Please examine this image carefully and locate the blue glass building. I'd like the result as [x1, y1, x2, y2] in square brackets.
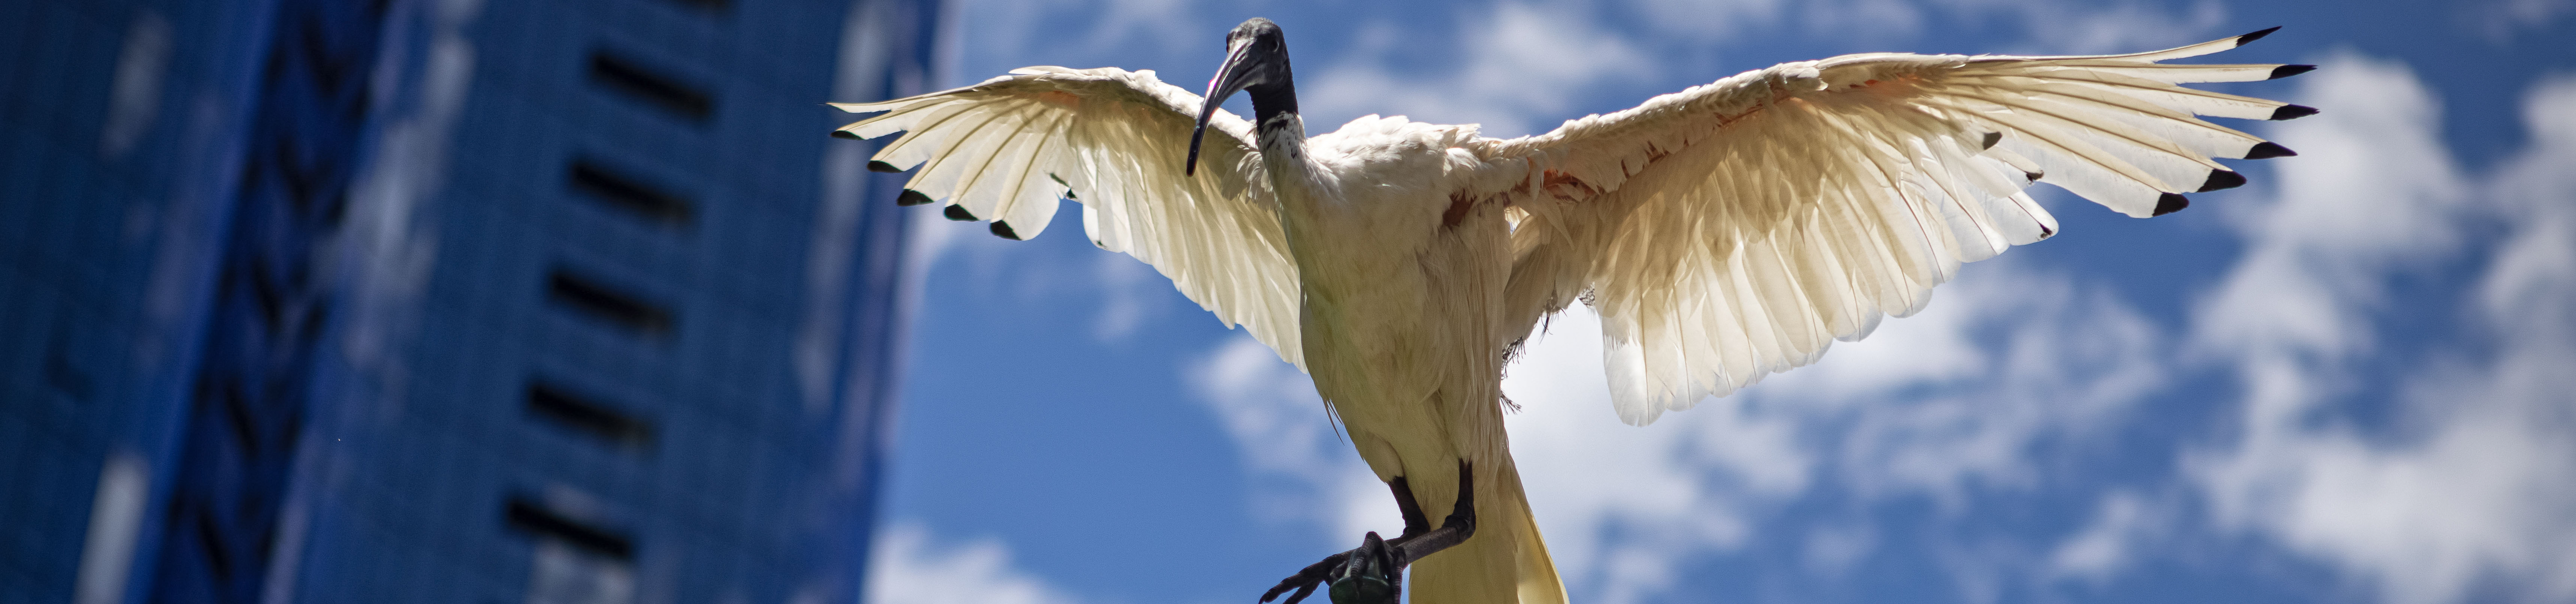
[0, 0, 940, 602]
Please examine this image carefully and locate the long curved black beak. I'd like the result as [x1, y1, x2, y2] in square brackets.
[1187, 41, 1256, 177]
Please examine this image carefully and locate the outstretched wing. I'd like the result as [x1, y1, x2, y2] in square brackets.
[833, 66, 1304, 368]
[1483, 30, 2315, 424]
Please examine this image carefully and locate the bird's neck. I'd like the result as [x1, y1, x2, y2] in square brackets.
[1247, 77, 1301, 142]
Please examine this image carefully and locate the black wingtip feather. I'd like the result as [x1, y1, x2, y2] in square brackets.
[1981, 132, 2002, 150]
[2269, 64, 2318, 80]
[942, 205, 977, 221]
[866, 160, 904, 173]
[896, 189, 933, 206]
[2246, 142, 2299, 159]
[989, 221, 1022, 240]
[2153, 193, 2190, 216]
[830, 130, 861, 139]
[2236, 26, 2282, 46]
[2270, 104, 2320, 121]
[2199, 170, 2247, 192]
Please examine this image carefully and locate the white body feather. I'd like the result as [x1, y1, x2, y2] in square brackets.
[831, 31, 2309, 603]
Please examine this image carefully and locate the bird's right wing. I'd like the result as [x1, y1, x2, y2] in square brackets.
[1479, 31, 2313, 423]
[833, 66, 1305, 368]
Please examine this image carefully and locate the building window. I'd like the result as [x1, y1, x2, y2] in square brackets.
[586, 52, 711, 122]
[525, 382, 655, 453]
[506, 498, 635, 604]
[568, 159, 692, 226]
[546, 271, 674, 337]
[666, 0, 729, 13]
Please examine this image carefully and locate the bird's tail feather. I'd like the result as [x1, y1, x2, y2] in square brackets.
[1408, 457, 1566, 604]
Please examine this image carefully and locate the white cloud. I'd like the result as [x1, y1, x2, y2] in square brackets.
[1802, 523, 1878, 577]
[1075, 0, 1200, 55]
[866, 523, 1082, 604]
[2004, 0, 2229, 55]
[946, 0, 1201, 80]
[1618, 0, 2226, 55]
[903, 204, 976, 279]
[1623, 0, 1790, 38]
[906, 206, 1164, 340]
[1089, 253, 1161, 341]
[2187, 60, 2576, 604]
[1186, 335, 1394, 542]
[2480, 0, 2576, 40]
[2188, 54, 2465, 368]
[1673, 257, 2170, 515]
[1303, 3, 1653, 138]
[2046, 489, 2158, 582]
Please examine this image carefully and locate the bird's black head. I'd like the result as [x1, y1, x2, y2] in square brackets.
[1188, 18, 1297, 176]
[1221, 18, 1291, 84]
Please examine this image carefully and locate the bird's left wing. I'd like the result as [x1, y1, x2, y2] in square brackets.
[1479, 31, 2313, 423]
[833, 66, 1304, 368]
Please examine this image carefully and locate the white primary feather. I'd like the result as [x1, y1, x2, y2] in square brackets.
[831, 67, 1306, 368]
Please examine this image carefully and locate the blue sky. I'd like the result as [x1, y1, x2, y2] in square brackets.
[861, 1, 2576, 603]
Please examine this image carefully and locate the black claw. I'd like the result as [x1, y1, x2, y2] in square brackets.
[867, 160, 904, 173]
[830, 130, 861, 139]
[989, 221, 1021, 240]
[943, 205, 977, 221]
[2270, 104, 2320, 121]
[2153, 193, 2189, 217]
[1281, 581, 1319, 604]
[2236, 26, 2282, 46]
[2199, 169, 2247, 192]
[1981, 132, 2002, 150]
[896, 189, 933, 206]
[1261, 552, 1348, 604]
[2246, 142, 2299, 158]
[2269, 64, 2318, 80]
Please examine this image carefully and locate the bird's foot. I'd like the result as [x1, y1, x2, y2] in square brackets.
[1258, 549, 1348, 604]
[1258, 462, 1477, 604]
[1329, 532, 1403, 604]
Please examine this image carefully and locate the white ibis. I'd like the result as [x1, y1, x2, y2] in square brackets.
[832, 19, 2314, 604]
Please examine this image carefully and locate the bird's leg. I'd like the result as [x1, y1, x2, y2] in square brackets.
[1258, 462, 1477, 604]
[1391, 462, 1476, 567]
[1388, 475, 1433, 543]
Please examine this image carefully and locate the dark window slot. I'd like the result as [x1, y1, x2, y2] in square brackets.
[587, 52, 711, 121]
[505, 498, 635, 561]
[668, 0, 729, 12]
[568, 160, 692, 226]
[547, 271, 673, 336]
[526, 382, 655, 451]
